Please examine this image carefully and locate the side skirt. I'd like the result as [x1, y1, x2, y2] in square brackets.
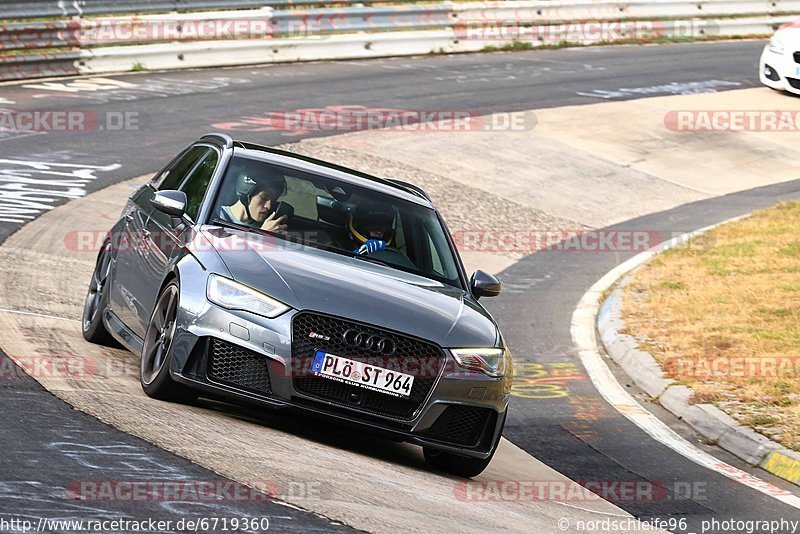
[104, 308, 144, 356]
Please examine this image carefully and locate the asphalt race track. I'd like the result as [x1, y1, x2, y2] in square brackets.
[1, 39, 799, 533]
[492, 179, 800, 533]
[0, 358, 352, 532]
[0, 40, 761, 240]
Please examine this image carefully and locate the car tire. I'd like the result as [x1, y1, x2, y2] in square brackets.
[140, 280, 196, 403]
[423, 411, 506, 478]
[82, 241, 120, 347]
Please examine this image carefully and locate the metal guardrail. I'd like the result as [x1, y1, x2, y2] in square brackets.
[0, 50, 81, 80]
[0, 0, 395, 20]
[0, 1, 797, 81]
[0, 5, 456, 53]
[271, 5, 454, 35]
[0, 20, 80, 51]
[454, 0, 800, 20]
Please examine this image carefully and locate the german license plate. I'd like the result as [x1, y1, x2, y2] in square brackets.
[311, 350, 414, 398]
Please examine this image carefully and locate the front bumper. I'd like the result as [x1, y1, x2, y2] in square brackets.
[168, 297, 510, 459]
[759, 44, 800, 95]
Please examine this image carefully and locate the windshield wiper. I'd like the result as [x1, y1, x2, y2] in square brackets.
[211, 218, 286, 239]
[212, 217, 257, 232]
[352, 254, 392, 268]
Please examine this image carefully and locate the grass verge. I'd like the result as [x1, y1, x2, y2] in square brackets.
[624, 201, 800, 451]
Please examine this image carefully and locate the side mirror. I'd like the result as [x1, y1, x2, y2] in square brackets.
[471, 269, 502, 298]
[151, 190, 187, 218]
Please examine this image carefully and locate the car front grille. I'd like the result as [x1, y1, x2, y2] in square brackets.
[421, 405, 496, 447]
[787, 77, 800, 89]
[208, 338, 272, 395]
[291, 312, 445, 420]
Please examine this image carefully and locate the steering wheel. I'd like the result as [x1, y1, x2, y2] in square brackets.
[368, 247, 417, 270]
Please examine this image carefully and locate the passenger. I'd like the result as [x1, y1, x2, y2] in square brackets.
[220, 170, 288, 233]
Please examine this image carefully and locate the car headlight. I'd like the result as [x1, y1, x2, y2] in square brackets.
[206, 274, 290, 318]
[451, 347, 509, 378]
[769, 37, 785, 54]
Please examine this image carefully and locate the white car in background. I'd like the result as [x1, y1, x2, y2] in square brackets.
[760, 20, 800, 94]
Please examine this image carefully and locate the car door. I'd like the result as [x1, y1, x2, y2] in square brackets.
[111, 145, 209, 339]
[139, 146, 220, 331]
[108, 185, 156, 336]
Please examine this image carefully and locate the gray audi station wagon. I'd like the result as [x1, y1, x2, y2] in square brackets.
[82, 133, 512, 477]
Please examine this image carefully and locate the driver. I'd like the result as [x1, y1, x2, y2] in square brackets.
[348, 204, 395, 255]
[220, 170, 288, 233]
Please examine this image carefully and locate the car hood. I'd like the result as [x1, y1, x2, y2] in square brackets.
[203, 227, 499, 347]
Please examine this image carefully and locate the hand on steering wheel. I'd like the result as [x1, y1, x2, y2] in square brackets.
[354, 239, 386, 255]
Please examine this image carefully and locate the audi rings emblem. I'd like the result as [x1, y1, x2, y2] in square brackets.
[343, 329, 395, 355]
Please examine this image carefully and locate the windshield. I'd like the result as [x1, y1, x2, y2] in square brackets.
[210, 154, 463, 288]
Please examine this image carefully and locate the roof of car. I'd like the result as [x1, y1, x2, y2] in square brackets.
[199, 133, 434, 208]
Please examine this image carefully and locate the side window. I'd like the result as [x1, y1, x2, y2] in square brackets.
[157, 146, 208, 190]
[180, 150, 218, 221]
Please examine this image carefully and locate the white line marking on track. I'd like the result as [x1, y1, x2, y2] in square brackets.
[0, 307, 79, 323]
[571, 219, 800, 509]
[551, 501, 629, 517]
